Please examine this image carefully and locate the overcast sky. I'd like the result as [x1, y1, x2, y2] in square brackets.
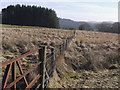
[1, 0, 119, 22]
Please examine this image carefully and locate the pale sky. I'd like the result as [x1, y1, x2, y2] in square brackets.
[0, 0, 119, 22]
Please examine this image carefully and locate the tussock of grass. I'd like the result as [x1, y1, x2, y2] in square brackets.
[109, 64, 119, 69]
[65, 30, 119, 71]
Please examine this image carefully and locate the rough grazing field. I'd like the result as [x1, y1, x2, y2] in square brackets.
[1, 26, 120, 88]
[1, 26, 74, 87]
[65, 30, 119, 70]
[2, 27, 73, 62]
[49, 30, 120, 88]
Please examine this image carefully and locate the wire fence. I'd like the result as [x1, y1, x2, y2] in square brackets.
[0, 30, 76, 89]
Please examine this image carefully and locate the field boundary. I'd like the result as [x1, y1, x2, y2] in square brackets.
[1, 31, 76, 89]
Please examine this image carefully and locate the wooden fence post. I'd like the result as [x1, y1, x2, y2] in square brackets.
[63, 43, 65, 50]
[51, 48, 55, 76]
[62, 43, 64, 52]
[39, 46, 46, 89]
[65, 40, 68, 50]
[62, 44, 64, 54]
[74, 30, 76, 36]
[60, 45, 62, 55]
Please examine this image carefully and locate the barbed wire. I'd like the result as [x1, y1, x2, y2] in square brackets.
[44, 35, 75, 88]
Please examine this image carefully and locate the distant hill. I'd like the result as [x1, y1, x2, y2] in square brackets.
[58, 18, 115, 32]
[58, 18, 86, 29]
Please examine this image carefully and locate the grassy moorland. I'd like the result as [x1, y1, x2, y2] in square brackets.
[49, 30, 119, 88]
[2, 24, 73, 61]
[1, 25, 74, 87]
[1, 24, 120, 88]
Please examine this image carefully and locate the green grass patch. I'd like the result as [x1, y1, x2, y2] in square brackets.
[109, 64, 119, 69]
[1, 24, 43, 29]
[1, 24, 62, 30]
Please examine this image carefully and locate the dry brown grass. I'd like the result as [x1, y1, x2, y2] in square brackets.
[2, 26, 74, 60]
[64, 30, 119, 70]
[49, 30, 119, 88]
[2, 25, 119, 88]
[2, 26, 119, 70]
[2, 25, 75, 88]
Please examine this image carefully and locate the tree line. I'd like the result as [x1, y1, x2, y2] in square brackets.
[79, 22, 120, 33]
[2, 4, 60, 28]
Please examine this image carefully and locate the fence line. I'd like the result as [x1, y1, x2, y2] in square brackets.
[1, 30, 76, 89]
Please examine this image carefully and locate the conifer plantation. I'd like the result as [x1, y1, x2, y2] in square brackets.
[2, 4, 60, 28]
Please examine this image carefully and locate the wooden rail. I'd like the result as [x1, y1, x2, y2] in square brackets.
[1, 31, 76, 89]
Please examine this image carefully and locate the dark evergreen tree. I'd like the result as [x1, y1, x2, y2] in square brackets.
[2, 4, 60, 28]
